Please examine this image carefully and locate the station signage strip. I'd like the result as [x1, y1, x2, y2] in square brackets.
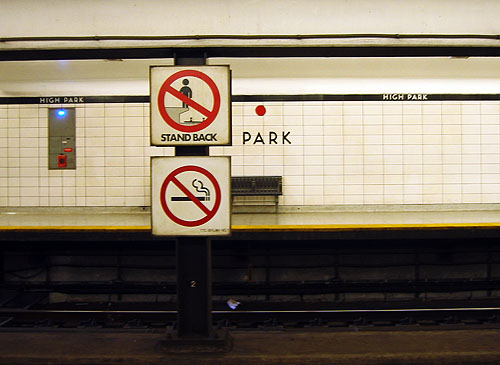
[0, 96, 149, 105]
[3, 94, 500, 105]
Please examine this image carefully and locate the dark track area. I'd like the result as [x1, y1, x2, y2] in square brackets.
[2, 231, 500, 334]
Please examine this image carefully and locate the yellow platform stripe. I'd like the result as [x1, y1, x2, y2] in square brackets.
[231, 222, 500, 231]
[1, 222, 500, 232]
[0, 226, 151, 231]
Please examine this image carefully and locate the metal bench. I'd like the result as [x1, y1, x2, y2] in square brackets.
[231, 176, 282, 213]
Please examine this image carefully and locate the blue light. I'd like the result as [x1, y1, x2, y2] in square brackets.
[57, 109, 66, 117]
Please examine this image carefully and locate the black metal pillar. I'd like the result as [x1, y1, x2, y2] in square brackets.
[174, 51, 213, 338]
[176, 237, 212, 337]
[158, 50, 231, 352]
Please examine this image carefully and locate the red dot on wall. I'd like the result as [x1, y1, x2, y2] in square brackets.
[255, 105, 266, 116]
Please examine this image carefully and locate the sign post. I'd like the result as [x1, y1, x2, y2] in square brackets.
[151, 61, 232, 351]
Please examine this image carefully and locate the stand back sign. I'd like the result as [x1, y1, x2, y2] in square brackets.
[150, 66, 231, 146]
[152, 156, 231, 236]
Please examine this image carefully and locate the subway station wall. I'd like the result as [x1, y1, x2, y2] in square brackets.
[1, 97, 500, 207]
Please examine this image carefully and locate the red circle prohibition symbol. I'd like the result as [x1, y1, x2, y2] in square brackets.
[157, 70, 221, 133]
[160, 165, 222, 227]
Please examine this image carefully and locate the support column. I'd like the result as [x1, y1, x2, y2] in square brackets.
[174, 50, 213, 339]
[176, 237, 212, 337]
[160, 50, 231, 351]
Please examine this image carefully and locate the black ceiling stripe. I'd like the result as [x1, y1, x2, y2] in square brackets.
[3, 46, 500, 61]
[2, 94, 500, 105]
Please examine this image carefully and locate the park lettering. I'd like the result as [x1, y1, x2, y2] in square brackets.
[243, 131, 291, 145]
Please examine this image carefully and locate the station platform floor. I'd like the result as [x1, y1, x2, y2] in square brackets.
[0, 328, 500, 364]
[0, 205, 500, 232]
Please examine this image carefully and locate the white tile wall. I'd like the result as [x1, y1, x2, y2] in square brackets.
[1, 99, 500, 207]
[0, 103, 172, 207]
[229, 100, 500, 206]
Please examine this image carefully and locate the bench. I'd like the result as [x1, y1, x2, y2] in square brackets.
[231, 176, 282, 213]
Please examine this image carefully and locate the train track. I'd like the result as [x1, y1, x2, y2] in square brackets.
[2, 305, 500, 332]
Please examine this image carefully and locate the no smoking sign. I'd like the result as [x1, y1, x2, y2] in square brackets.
[151, 157, 231, 236]
[150, 66, 231, 146]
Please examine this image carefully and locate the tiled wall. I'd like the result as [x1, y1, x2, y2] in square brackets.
[214, 101, 500, 206]
[0, 103, 170, 207]
[1, 100, 500, 207]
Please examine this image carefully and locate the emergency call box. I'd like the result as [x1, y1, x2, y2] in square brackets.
[48, 108, 76, 170]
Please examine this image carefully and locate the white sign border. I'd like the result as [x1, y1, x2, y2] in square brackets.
[149, 65, 232, 147]
[151, 156, 232, 236]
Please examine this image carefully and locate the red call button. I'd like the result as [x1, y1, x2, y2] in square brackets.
[58, 154, 67, 168]
[63, 148, 73, 152]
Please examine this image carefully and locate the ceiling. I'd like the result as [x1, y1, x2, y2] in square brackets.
[1, 57, 500, 96]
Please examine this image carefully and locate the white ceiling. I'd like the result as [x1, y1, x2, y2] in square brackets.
[1, 57, 500, 96]
[1, 57, 500, 82]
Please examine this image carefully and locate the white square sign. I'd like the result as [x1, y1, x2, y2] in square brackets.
[151, 156, 231, 236]
[150, 66, 231, 146]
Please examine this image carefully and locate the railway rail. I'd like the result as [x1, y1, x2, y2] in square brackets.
[2, 304, 500, 332]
